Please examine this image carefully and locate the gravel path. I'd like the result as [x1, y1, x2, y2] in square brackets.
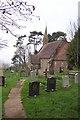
[3, 79, 27, 118]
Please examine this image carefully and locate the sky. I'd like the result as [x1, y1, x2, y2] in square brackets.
[0, 0, 80, 65]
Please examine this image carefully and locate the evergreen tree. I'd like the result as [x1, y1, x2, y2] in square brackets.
[28, 31, 43, 53]
[67, 29, 80, 68]
[48, 31, 66, 42]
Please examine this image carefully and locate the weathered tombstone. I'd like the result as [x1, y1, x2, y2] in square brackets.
[0, 76, 5, 86]
[62, 75, 70, 87]
[11, 69, 14, 73]
[75, 73, 80, 84]
[46, 77, 56, 92]
[20, 70, 25, 77]
[0, 65, 5, 86]
[30, 70, 36, 81]
[29, 81, 40, 97]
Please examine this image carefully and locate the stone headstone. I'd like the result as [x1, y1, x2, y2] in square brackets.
[11, 70, 14, 73]
[46, 77, 56, 92]
[20, 70, 25, 77]
[0, 66, 5, 86]
[0, 76, 5, 86]
[29, 81, 40, 97]
[30, 70, 36, 81]
[75, 73, 80, 84]
[62, 75, 70, 87]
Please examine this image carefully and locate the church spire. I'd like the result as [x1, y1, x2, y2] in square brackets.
[45, 25, 47, 35]
[43, 25, 48, 46]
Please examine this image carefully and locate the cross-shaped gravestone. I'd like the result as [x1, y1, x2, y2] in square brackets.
[43, 68, 49, 78]
[62, 75, 70, 87]
[75, 73, 80, 84]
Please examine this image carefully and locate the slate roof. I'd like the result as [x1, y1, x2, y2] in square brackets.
[31, 40, 68, 64]
[54, 42, 68, 60]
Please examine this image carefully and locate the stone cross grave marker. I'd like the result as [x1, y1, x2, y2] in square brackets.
[75, 73, 80, 84]
[62, 75, 70, 87]
[43, 68, 49, 78]
[30, 70, 36, 81]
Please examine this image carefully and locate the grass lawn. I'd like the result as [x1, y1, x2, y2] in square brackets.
[2, 71, 20, 104]
[2, 71, 21, 118]
[21, 74, 79, 118]
[0, 87, 2, 120]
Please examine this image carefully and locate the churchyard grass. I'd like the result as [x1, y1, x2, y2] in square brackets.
[21, 74, 79, 118]
[2, 71, 20, 104]
[0, 87, 2, 119]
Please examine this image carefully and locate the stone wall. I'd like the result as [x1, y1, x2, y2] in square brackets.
[54, 60, 68, 73]
[38, 60, 68, 76]
[38, 59, 49, 76]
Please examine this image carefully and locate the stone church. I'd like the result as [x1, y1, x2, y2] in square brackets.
[28, 26, 69, 76]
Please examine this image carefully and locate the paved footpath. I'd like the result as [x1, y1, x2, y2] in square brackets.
[3, 79, 27, 118]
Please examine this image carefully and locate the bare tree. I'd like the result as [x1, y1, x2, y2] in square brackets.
[0, 0, 39, 36]
[0, 38, 7, 48]
[67, 21, 78, 41]
[0, 0, 40, 48]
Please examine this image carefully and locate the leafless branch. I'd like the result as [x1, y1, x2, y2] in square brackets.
[0, 0, 39, 34]
[0, 0, 40, 48]
[0, 39, 8, 48]
[67, 20, 78, 41]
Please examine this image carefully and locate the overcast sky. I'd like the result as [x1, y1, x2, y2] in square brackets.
[0, 0, 79, 65]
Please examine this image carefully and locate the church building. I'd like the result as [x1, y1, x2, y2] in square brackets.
[28, 26, 69, 76]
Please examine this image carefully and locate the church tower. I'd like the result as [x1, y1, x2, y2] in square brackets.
[43, 25, 48, 46]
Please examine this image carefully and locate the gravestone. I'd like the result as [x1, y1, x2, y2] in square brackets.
[0, 66, 5, 86]
[0, 76, 5, 86]
[29, 81, 40, 97]
[30, 70, 36, 81]
[20, 70, 25, 77]
[46, 77, 56, 92]
[75, 73, 80, 84]
[11, 70, 14, 73]
[62, 75, 70, 87]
